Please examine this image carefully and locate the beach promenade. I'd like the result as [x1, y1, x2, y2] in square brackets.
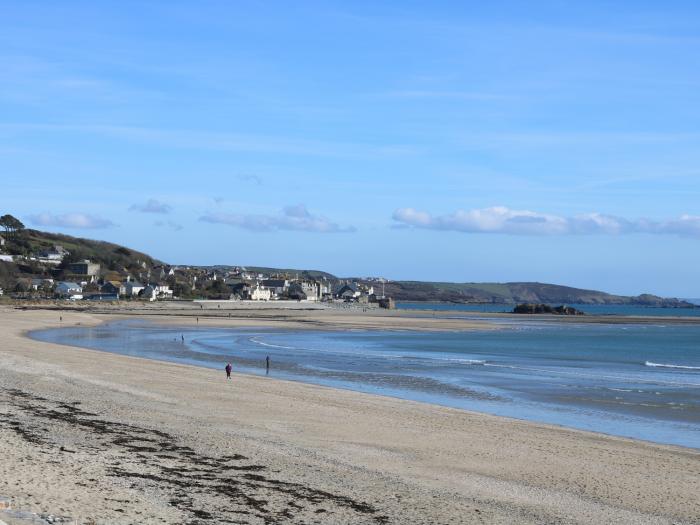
[1, 305, 699, 524]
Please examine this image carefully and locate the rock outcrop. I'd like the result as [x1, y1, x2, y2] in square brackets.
[513, 303, 585, 315]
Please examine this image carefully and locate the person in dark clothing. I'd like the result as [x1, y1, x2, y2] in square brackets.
[265, 355, 270, 375]
[225, 362, 232, 379]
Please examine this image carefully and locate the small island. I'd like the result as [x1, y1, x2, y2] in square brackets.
[513, 303, 586, 315]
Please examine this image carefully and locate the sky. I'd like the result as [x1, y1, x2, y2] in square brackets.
[2, 1, 700, 297]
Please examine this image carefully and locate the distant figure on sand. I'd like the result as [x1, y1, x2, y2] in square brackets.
[225, 362, 232, 379]
[266, 355, 270, 375]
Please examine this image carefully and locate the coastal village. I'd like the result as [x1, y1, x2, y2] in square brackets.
[0, 220, 394, 308]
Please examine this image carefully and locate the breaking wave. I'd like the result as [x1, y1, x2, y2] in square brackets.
[249, 337, 296, 350]
[645, 361, 700, 371]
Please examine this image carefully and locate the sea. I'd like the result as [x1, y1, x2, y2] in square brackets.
[31, 319, 700, 449]
[397, 302, 700, 316]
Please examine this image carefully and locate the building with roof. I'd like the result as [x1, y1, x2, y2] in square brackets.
[56, 282, 83, 300]
[124, 280, 145, 297]
[68, 260, 100, 276]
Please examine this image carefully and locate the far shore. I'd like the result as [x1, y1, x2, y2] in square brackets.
[5, 299, 700, 328]
[1, 306, 699, 524]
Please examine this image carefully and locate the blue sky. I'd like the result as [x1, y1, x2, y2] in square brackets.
[2, 1, 700, 296]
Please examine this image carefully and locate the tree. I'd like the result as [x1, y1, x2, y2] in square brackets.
[171, 281, 190, 298]
[0, 214, 25, 240]
[205, 279, 229, 299]
[58, 249, 87, 269]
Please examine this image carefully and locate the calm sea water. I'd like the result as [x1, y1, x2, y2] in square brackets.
[397, 302, 700, 317]
[31, 320, 700, 449]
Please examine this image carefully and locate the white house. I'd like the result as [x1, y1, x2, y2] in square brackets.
[124, 281, 145, 297]
[250, 284, 271, 301]
[39, 245, 68, 262]
[260, 279, 288, 297]
[154, 284, 173, 299]
[30, 278, 54, 290]
[56, 282, 83, 299]
[301, 281, 323, 301]
[140, 285, 158, 302]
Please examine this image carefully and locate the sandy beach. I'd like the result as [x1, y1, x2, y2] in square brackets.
[1, 305, 699, 524]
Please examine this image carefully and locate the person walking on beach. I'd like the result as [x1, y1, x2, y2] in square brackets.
[225, 362, 232, 379]
[181, 334, 184, 343]
[265, 355, 270, 375]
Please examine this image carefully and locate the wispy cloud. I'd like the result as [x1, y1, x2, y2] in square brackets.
[154, 220, 183, 231]
[236, 174, 263, 186]
[0, 123, 418, 159]
[386, 90, 511, 101]
[457, 131, 700, 150]
[28, 212, 116, 229]
[200, 204, 355, 233]
[129, 198, 172, 214]
[393, 206, 700, 238]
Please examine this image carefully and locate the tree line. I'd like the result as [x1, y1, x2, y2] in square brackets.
[0, 214, 25, 240]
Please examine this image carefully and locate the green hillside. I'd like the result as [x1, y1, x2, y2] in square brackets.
[206, 265, 336, 280]
[355, 279, 694, 307]
[16, 229, 160, 271]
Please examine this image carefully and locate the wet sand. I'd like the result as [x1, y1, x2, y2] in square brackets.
[1, 306, 699, 524]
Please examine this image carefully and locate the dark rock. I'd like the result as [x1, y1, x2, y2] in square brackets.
[513, 303, 585, 315]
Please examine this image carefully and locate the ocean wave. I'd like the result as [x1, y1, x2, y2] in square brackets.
[484, 363, 700, 386]
[443, 358, 486, 365]
[644, 361, 700, 371]
[249, 337, 297, 350]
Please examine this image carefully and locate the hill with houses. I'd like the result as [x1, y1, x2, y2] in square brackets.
[0, 216, 694, 308]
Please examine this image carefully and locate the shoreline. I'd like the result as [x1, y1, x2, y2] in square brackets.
[2, 306, 699, 524]
[28, 315, 700, 451]
[9, 300, 700, 328]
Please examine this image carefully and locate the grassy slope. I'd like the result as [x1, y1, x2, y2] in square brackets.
[11, 230, 161, 273]
[356, 279, 691, 306]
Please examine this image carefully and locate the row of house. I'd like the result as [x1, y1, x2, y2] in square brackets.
[222, 277, 380, 303]
[2, 246, 394, 305]
[55, 279, 174, 301]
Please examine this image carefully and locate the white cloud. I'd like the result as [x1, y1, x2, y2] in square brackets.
[654, 214, 700, 237]
[236, 174, 263, 186]
[392, 206, 700, 237]
[200, 205, 355, 233]
[28, 212, 115, 229]
[154, 220, 183, 231]
[129, 198, 172, 214]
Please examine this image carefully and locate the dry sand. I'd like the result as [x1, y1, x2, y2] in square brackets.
[1, 306, 699, 524]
